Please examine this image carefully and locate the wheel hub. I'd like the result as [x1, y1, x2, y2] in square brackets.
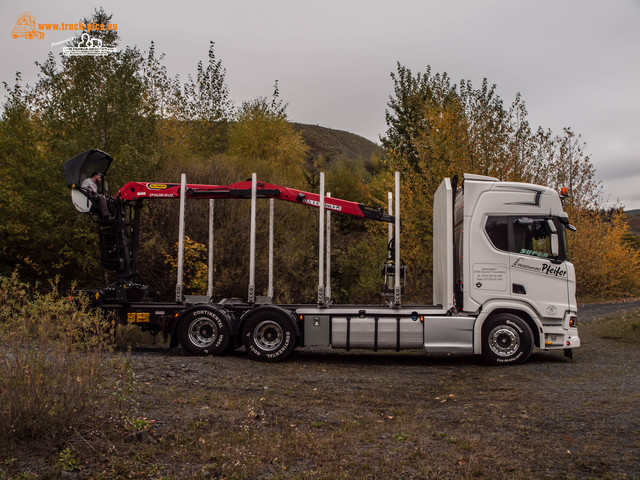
[200, 325, 213, 338]
[254, 320, 283, 352]
[488, 326, 520, 357]
[188, 317, 218, 348]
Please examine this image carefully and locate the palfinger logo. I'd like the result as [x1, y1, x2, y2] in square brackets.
[11, 11, 45, 39]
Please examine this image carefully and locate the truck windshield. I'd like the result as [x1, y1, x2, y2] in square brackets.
[513, 218, 555, 258]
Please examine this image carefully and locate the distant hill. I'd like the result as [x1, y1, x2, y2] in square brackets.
[625, 209, 640, 236]
[292, 123, 384, 164]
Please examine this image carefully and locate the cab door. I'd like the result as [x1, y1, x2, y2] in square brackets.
[508, 217, 569, 320]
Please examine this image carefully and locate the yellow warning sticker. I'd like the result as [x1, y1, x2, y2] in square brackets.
[128, 312, 150, 323]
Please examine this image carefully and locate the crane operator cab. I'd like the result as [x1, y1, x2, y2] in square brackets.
[63, 149, 137, 280]
[62, 149, 113, 215]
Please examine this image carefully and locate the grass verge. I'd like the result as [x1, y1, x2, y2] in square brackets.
[0, 272, 137, 477]
[582, 308, 640, 344]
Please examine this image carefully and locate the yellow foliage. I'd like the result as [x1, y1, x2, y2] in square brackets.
[569, 209, 640, 298]
[228, 97, 308, 169]
[163, 235, 210, 294]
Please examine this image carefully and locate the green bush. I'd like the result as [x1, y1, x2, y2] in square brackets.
[0, 272, 137, 454]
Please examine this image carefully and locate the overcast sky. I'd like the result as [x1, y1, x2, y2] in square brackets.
[2, 0, 639, 209]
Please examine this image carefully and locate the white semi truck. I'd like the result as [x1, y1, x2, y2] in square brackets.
[64, 149, 580, 365]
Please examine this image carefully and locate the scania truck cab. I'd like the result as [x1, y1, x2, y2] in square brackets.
[453, 175, 579, 362]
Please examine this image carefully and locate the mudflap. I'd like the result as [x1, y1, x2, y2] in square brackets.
[564, 348, 573, 359]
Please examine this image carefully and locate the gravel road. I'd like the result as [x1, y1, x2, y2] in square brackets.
[107, 298, 640, 479]
[578, 297, 640, 322]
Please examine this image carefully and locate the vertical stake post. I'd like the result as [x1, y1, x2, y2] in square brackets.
[175, 173, 186, 303]
[207, 199, 214, 300]
[248, 173, 257, 304]
[394, 172, 401, 307]
[317, 173, 325, 306]
[325, 192, 331, 304]
[388, 191, 393, 257]
[268, 198, 274, 299]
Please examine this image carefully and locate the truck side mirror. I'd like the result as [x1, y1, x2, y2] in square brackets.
[559, 212, 577, 232]
[551, 234, 559, 257]
[547, 219, 560, 259]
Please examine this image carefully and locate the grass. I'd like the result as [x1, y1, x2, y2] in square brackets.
[583, 308, 640, 343]
[578, 294, 640, 304]
[83, 329, 638, 479]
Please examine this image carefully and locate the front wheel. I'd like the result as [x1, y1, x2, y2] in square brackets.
[242, 311, 296, 362]
[481, 314, 534, 365]
[178, 308, 230, 356]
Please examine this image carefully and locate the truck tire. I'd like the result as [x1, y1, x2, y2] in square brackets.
[242, 311, 296, 362]
[178, 308, 230, 356]
[481, 313, 534, 365]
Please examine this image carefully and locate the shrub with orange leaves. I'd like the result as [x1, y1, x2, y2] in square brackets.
[568, 209, 640, 299]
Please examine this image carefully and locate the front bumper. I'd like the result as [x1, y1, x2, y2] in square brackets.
[543, 312, 580, 350]
[543, 329, 580, 349]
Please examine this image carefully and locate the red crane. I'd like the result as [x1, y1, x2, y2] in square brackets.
[115, 180, 393, 222]
[63, 149, 393, 280]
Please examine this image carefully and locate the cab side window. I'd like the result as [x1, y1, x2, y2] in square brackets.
[485, 216, 562, 259]
[485, 216, 508, 251]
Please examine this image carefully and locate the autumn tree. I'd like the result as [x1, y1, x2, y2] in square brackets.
[382, 64, 460, 170]
[228, 81, 308, 175]
[0, 75, 64, 280]
[380, 63, 634, 301]
[381, 66, 470, 298]
[179, 41, 232, 156]
[569, 208, 640, 297]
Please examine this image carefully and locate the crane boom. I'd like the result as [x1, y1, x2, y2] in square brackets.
[116, 180, 394, 223]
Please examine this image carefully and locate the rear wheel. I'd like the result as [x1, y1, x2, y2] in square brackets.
[481, 313, 534, 365]
[242, 311, 296, 362]
[178, 308, 230, 356]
